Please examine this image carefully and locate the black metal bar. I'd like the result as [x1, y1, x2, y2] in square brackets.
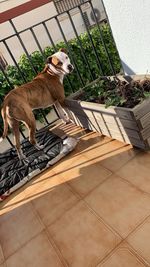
[42, 22, 57, 50]
[0, 64, 13, 89]
[89, 1, 116, 75]
[20, 129, 26, 139]
[53, 105, 61, 119]
[40, 110, 49, 124]
[0, 1, 91, 43]
[9, 20, 37, 75]
[30, 28, 46, 60]
[55, 16, 85, 88]
[78, 5, 104, 75]
[67, 10, 94, 80]
[3, 40, 27, 83]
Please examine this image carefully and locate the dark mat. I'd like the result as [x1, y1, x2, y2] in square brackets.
[0, 127, 77, 201]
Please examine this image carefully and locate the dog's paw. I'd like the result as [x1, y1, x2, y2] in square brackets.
[18, 154, 29, 165]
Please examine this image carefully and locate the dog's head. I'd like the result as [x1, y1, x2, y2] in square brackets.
[46, 48, 74, 75]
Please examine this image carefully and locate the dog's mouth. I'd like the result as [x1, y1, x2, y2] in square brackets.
[48, 63, 74, 75]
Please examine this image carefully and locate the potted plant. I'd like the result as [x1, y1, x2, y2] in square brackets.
[65, 75, 150, 149]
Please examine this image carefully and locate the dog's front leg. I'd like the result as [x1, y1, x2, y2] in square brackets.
[54, 101, 70, 123]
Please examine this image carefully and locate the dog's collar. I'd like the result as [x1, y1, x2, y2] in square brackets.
[47, 63, 62, 75]
[46, 64, 64, 84]
[47, 68, 55, 76]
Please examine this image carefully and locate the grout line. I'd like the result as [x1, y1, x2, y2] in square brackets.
[31, 194, 81, 230]
[125, 240, 150, 267]
[82, 197, 123, 240]
[98, 147, 141, 174]
[30, 201, 69, 267]
[82, 174, 150, 240]
[44, 227, 69, 267]
[94, 240, 124, 267]
[66, 172, 112, 200]
[124, 214, 150, 241]
[94, 239, 150, 267]
[115, 173, 150, 197]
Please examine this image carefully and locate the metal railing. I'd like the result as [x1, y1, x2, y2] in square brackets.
[53, 0, 86, 13]
[0, 0, 121, 148]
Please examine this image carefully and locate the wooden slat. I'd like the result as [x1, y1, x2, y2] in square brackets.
[69, 110, 141, 140]
[141, 125, 150, 140]
[138, 111, 150, 129]
[67, 105, 138, 130]
[133, 98, 150, 120]
[66, 99, 134, 121]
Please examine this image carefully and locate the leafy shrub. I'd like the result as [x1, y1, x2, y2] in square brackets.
[80, 77, 150, 108]
[0, 24, 121, 97]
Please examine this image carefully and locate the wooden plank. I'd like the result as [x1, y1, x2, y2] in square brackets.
[138, 111, 150, 128]
[65, 99, 134, 120]
[141, 125, 150, 140]
[70, 111, 141, 140]
[133, 98, 150, 120]
[74, 114, 145, 148]
[67, 105, 138, 131]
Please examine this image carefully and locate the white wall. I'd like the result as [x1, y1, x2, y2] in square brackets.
[0, 0, 106, 65]
[0, 0, 29, 12]
[103, 0, 150, 75]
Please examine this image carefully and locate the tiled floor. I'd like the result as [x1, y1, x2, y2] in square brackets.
[0, 123, 150, 267]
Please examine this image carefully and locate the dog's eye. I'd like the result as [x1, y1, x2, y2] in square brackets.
[58, 61, 63, 66]
[65, 56, 68, 59]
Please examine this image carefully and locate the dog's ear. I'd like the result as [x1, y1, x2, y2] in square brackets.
[59, 48, 67, 54]
[47, 56, 59, 65]
[46, 56, 52, 64]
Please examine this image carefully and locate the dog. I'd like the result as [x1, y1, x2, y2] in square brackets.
[0, 48, 74, 160]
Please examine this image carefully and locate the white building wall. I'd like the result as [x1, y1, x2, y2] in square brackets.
[103, 0, 150, 75]
[0, 0, 106, 65]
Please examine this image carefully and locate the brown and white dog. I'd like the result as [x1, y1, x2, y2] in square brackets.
[0, 48, 74, 159]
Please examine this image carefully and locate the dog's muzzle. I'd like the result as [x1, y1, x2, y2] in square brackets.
[68, 64, 74, 73]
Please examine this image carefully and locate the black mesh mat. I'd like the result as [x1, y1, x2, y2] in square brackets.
[0, 127, 75, 201]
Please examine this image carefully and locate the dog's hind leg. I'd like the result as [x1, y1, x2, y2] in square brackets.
[8, 118, 25, 160]
[23, 111, 43, 150]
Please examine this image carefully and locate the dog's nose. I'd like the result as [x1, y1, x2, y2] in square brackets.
[68, 64, 74, 72]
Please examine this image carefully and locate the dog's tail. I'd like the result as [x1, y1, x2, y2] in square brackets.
[0, 104, 8, 142]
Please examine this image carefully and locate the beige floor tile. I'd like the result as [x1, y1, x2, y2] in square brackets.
[0, 187, 27, 216]
[117, 152, 150, 193]
[85, 174, 150, 238]
[98, 243, 147, 267]
[53, 134, 111, 175]
[53, 153, 89, 175]
[0, 202, 44, 258]
[75, 133, 110, 156]
[83, 139, 128, 163]
[48, 201, 121, 267]
[32, 183, 79, 226]
[6, 231, 64, 267]
[0, 244, 4, 265]
[100, 145, 138, 172]
[65, 161, 112, 197]
[23, 169, 63, 200]
[127, 216, 150, 264]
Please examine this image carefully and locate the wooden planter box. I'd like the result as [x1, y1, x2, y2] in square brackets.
[65, 75, 150, 150]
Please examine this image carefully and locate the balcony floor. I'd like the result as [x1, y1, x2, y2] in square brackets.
[0, 123, 150, 267]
